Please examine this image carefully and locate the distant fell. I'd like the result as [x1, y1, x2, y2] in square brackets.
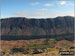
[0, 16, 74, 40]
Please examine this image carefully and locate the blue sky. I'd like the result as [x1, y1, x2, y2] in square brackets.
[1, 0, 74, 18]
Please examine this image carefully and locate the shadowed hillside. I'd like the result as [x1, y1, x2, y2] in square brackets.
[0, 16, 74, 40]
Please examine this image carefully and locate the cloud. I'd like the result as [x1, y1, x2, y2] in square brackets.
[60, 1, 67, 5]
[13, 8, 74, 18]
[30, 2, 40, 5]
[35, 11, 46, 15]
[44, 4, 53, 7]
[69, 3, 74, 7]
[31, 11, 50, 18]
[13, 10, 47, 18]
[40, 8, 48, 11]
[14, 10, 29, 17]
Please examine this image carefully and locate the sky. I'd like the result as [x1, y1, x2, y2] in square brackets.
[1, 0, 74, 18]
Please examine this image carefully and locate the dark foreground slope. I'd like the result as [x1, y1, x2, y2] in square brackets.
[0, 16, 74, 40]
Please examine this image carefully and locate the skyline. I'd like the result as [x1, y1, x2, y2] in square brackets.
[1, 0, 74, 18]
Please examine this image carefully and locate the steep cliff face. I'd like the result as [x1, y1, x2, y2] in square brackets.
[0, 16, 74, 40]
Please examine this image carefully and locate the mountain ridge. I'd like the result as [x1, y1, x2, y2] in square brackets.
[0, 16, 74, 40]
